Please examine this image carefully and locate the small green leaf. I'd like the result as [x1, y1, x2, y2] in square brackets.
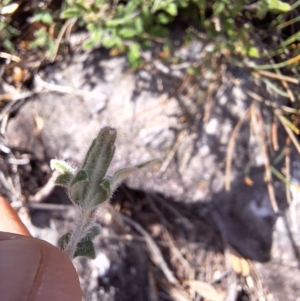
[71, 169, 88, 186]
[81, 127, 116, 181]
[187, 66, 198, 75]
[74, 237, 96, 258]
[70, 180, 89, 205]
[100, 178, 111, 192]
[73, 2, 89, 12]
[3, 39, 14, 52]
[89, 185, 110, 207]
[41, 13, 53, 25]
[127, 43, 142, 68]
[165, 3, 178, 17]
[90, 26, 102, 43]
[58, 230, 97, 259]
[118, 27, 137, 38]
[85, 226, 100, 240]
[125, 0, 139, 14]
[55, 172, 73, 186]
[83, 38, 95, 50]
[213, 2, 225, 15]
[110, 167, 137, 191]
[58, 231, 71, 250]
[61, 8, 80, 19]
[50, 159, 75, 174]
[148, 26, 168, 37]
[267, 0, 291, 13]
[134, 17, 143, 33]
[157, 12, 173, 24]
[102, 36, 117, 48]
[248, 46, 260, 58]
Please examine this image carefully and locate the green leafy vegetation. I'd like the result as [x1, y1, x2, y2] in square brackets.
[0, 0, 298, 68]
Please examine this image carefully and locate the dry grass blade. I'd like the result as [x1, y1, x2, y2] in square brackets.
[271, 119, 279, 151]
[276, 110, 300, 155]
[147, 195, 191, 275]
[285, 138, 292, 204]
[229, 253, 250, 277]
[160, 130, 187, 173]
[254, 105, 278, 212]
[0, 52, 21, 62]
[225, 107, 251, 191]
[162, 281, 190, 301]
[246, 89, 298, 114]
[186, 280, 225, 301]
[256, 70, 299, 84]
[277, 114, 300, 135]
[50, 17, 77, 63]
[115, 211, 178, 285]
[250, 53, 300, 70]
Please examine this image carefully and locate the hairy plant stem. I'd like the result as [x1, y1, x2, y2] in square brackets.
[63, 208, 95, 259]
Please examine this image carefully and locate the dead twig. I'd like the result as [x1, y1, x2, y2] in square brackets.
[285, 138, 292, 205]
[0, 52, 21, 62]
[51, 18, 77, 63]
[28, 170, 59, 203]
[246, 89, 298, 114]
[160, 130, 187, 173]
[253, 104, 278, 212]
[256, 69, 299, 84]
[147, 195, 192, 277]
[276, 110, 300, 155]
[225, 107, 251, 191]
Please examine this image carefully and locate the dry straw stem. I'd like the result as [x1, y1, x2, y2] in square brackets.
[256, 70, 299, 84]
[271, 119, 279, 151]
[253, 105, 278, 212]
[285, 138, 292, 204]
[276, 110, 300, 155]
[147, 194, 191, 276]
[111, 209, 178, 285]
[225, 107, 251, 191]
[246, 89, 298, 114]
[258, 66, 295, 102]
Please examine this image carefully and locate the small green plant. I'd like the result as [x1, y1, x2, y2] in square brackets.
[0, 0, 21, 52]
[28, 9, 56, 58]
[51, 127, 156, 259]
[59, 0, 292, 67]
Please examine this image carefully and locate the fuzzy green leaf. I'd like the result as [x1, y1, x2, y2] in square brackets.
[71, 169, 88, 186]
[85, 226, 100, 240]
[54, 172, 73, 186]
[58, 231, 71, 250]
[88, 184, 110, 207]
[58, 230, 97, 259]
[74, 237, 96, 259]
[110, 167, 137, 191]
[50, 159, 75, 175]
[70, 180, 89, 205]
[82, 127, 117, 183]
